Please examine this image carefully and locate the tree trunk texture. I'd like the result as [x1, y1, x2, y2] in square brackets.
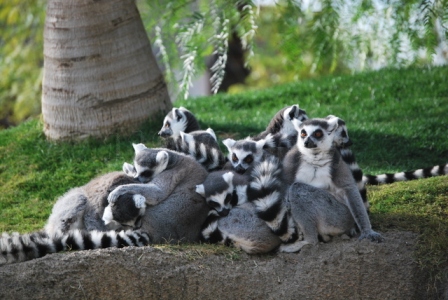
[42, 0, 171, 141]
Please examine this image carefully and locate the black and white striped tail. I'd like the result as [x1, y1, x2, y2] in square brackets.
[200, 210, 232, 246]
[363, 164, 448, 185]
[247, 156, 297, 243]
[338, 148, 369, 210]
[0, 229, 151, 264]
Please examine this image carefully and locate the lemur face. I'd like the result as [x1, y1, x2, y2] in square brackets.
[196, 172, 237, 216]
[222, 138, 265, 174]
[158, 108, 187, 138]
[123, 144, 169, 183]
[326, 115, 352, 148]
[102, 194, 146, 230]
[296, 118, 339, 153]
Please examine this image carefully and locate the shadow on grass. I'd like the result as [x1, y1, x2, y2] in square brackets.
[370, 211, 448, 298]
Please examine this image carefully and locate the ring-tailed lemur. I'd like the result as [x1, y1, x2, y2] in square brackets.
[199, 203, 282, 254]
[253, 104, 309, 141]
[222, 137, 268, 175]
[197, 155, 297, 248]
[325, 115, 369, 210]
[158, 107, 225, 171]
[107, 143, 210, 243]
[158, 107, 201, 139]
[1, 171, 152, 265]
[195, 170, 249, 216]
[0, 229, 150, 265]
[252, 104, 309, 157]
[280, 117, 383, 252]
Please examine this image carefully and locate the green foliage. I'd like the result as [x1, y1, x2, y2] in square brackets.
[0, 66, 447, 289]
[138, 0, 258, 99]
[0, 0, 45, 127]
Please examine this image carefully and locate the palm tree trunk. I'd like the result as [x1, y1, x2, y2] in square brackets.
[42, 0, 171, 140]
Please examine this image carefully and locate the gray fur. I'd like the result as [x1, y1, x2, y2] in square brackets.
[107, 144, 210, 243]
[201, 203, 282, 254]
[45, 171, 141, 235]
[280, 117, 383, 252]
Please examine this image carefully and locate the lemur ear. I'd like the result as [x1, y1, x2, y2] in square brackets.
[286, 104, 298, 120]
[255, 139, 266, 151]
[132, 143, 147, 154]
[205, 128, 217, 141]
[222, 172, 234, 185]
[132, 194, 146, 209]
[222, 138, 236, 151]
[195, 184, 205, 197]
[326, 116, 340, 134]
[156, 150, 169, 166]
[102, 206, 113, 225]
[123, 162, 137, 177]
[173, 108, 183, 121]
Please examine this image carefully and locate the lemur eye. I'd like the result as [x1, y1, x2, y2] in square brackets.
[244, 155, 253, 164]
[300, 130, 307, 138]
[165, 122, 170, 128]
[232, 153, 238, 163]
[313, 130, 323, 138]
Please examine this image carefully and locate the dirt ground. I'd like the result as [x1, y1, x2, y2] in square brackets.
[0, 231, 446, 300]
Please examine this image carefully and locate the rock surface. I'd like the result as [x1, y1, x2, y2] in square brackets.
[0, 231, 444, 299]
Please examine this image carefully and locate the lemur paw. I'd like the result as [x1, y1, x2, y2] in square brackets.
[359, 231, 384, 243]
[107, 186, 127, 204]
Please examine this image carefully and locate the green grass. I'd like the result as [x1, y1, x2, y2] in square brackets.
[0, 66, 447, 293]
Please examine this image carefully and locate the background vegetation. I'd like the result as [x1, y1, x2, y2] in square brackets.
[1, 0, 447, 126]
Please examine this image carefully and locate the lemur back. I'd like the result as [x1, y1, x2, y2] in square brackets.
[280, 117, 383, 252]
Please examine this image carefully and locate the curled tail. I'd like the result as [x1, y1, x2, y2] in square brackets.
[1, 229, 151, 265]
[363, 164, 448, 185]
[247, 156, 297, 243]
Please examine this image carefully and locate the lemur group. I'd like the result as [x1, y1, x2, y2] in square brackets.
[2, 105, 447, 264]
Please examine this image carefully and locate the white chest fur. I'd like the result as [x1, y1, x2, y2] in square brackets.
[295, 159, 334, 190]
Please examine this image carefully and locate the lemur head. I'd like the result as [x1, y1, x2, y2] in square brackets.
[294, 118, 339, 154]
[102, 193, 146, 230]
[222, 138, 266, 174]
[158, 107, 200, 138]
[196, 171, 237, 216]
[266, 104, 309, 136]
[325, 115, 352, 148]
[123, 143, 171, 183]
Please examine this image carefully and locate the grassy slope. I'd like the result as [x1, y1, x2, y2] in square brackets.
[0, 66, 447, 286]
